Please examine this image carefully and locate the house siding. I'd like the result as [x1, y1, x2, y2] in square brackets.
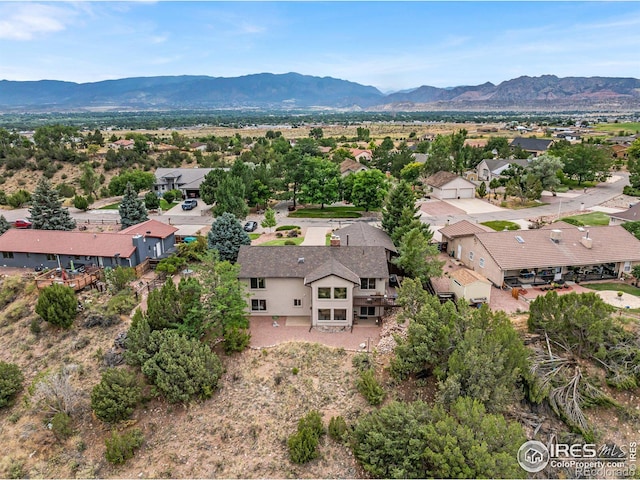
[309, 275, 354, 326]
[242, 278, 311, 319]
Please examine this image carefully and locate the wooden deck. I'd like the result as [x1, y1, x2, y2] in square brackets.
[35, 267, 102, 291]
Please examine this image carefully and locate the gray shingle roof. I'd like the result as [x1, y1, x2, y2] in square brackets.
[439, 220, 492, 239]
[610, 203, 640, 222]
[510, 137, 553, 152]
[237, 245, 389, 279]
[475, 224, 640, 270]
[304, 258, 360, 285]
[334, 222, 397, 253]
[425, 171, 460, 188]
[154, 168, 218, 188]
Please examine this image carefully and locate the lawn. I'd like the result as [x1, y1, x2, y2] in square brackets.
[593, 122, 640, 135]
[560, 211, 610, 227]
[583, 283, 640, 297]
[248, 233, 261, 240]
[288, 206, 365, 218]
[559, 178, 598, 189]
[99, 202, 120, 210]
[159, 199, 178, 211]
[259, 237, 305, 246]
[481, 220, 520, 231]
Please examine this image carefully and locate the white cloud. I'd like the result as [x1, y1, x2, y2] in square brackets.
[0, 3, 78, 41]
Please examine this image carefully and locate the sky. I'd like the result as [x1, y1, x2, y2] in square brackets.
[1, 1, 639, 92]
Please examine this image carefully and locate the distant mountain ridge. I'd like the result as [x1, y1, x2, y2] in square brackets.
[1, 73, 639, 112]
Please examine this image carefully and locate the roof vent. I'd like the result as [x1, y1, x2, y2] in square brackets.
[550, 229, 562, 243]
[298, 257, 305, 264]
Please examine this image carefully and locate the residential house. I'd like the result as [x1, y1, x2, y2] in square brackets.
[510, 137, 553, 157]
[472, 158, 530, 182]
[439, 220, 493, 259]
[237, 242, 393, 327]
[339, 159, 368, 177]
[333, 222, 397, 260]
[609, 203, 640, 225]
[611, 144, 629, 160]
[189, 142, 208, 152]
[424, 171, 476, 199]
[153, 167, 219, 199]
[411, 153, 428, 164]
[0, 219, 177, 270]
[441, 220, 640, 287]
[349, 148, 373, 162]
[108, 139, 135, 150]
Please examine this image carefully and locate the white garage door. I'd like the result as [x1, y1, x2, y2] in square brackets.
[441, 188, 457, 199]
[458, 188, 475, 199]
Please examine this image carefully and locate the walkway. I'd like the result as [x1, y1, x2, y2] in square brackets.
[301, 226, 330, 245]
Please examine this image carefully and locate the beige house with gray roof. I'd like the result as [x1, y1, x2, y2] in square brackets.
[237, 244, 393, 327]
[445, 221, 640, 287]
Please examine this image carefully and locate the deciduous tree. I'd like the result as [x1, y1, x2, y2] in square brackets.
[350, 169, 388, 211]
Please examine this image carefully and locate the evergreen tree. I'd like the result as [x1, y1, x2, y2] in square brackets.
[393, 227, 444, 286]
[0, 215, 11, 235]
[35, 283, 77, 328]
[144, 191, 160, 210]
[477, 181, 487, 198]
[119, 182, 148, 229]
[29, 177, 76, 230]
[381, 180, 417, 239]
[207, 212, 251, 263]
[91, 368, 142, 423]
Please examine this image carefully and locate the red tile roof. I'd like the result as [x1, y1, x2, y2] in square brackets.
[0, 230, 136, 258]
[119, 219, 178, 238]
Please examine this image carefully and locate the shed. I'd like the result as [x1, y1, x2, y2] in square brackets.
[449, 268, 491, 305]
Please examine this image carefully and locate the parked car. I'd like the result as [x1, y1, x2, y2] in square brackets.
[13, 219, 32, 229]
[243, 221, 258, 232]
[181, 199, 198, 210]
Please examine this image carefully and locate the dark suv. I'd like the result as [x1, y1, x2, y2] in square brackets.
[181, 199, 198, 210]
[243, 221, 258, 232]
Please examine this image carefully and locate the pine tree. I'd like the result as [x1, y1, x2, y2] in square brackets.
[119, 182, 148, 229]
[207, 212, 251, 263]
[0, 215, 11, 235]
[381, 180, 417, 239]
[29, 177, 76, 230]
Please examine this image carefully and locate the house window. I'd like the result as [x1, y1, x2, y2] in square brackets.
[251, 299, 267, 311]
[334, 287, 347, 299]
[318, 287, 331, 299]
[479, 258, 485, 268]
[46, 254, 56, 261]
[469, 251, 474, 261]
[318, 309, 331, 321]
[2, 252, 13, 259]
[334, 309, 347, 321]
[360, 306, 376, 316]
[293, 299, 302, 307]
[624, 261, 632, 273]
[250, 278, 266, 289]
[360, 278, 376, 290]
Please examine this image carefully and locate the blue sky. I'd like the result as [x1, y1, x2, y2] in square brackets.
[1, 1, 639, 92]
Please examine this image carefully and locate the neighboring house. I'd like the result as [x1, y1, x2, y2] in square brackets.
[439, 220, 493, 259]
[611, 144, 629, 160]
[108, 139, 135, 150]
[339, 159, 368, 177]
[153, 167, 218, 198]
[510, 137, 553, 156]
[609, 203, 640, 225]
[318, 146, 332, 155]
[412, 153, 428, 164]
[189, 142, 208, 152]
[449, 268, 492, 305]
[473, 158, 530, 182]
[349, 148, 373, 162]
[424, 171, 476, 199]
[333, 222, 397, 260]
[556, 132, 581, 141]
[237, 243, 393, 327]
[442, 221, 640, 287]
[0, 219, 177, 269]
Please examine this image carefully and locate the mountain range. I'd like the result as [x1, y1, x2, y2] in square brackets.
[1, 72, 639, 112]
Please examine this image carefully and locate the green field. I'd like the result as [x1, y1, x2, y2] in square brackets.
[481, 220, 520, 231]
[288, 206, 365, 218]
[583, 282, 640, 297]
[593, 122, 640, 135]
[560, 211, 610, 227]
[259, 237, 305, 246]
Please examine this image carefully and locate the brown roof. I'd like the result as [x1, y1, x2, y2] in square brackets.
[237, 245, 388, 280]
[0, 229, 136, 258]
[334, 222, 396, 253]
[450, 268, 490, 286]
[474, 225, 640, 271]
[439, 220, 491, 239]
[425, 171, 460, 188]
[609, 203, 640, 222]
[339, 159, 367, 175]
[119, 219, 178, 238]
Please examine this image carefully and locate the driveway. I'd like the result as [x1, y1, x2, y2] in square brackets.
[443, 198, 506, 214]
[301, 226, 330, 245]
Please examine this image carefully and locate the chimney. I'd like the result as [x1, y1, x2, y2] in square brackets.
[330, 234, 341, 247]
[580, 231, 593, 249]
[550, 229, 562, 244]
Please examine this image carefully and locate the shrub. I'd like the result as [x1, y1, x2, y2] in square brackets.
[105, 290, 136, 316]
[275, 225, 300, 231]
[357, 369, 385, 406]
[35, 284, 77, 328]
[287, 229, 299, 238]
[50, 412, 73, 439]
[276, 232, 283, 238]
[91, 368, 142, 423]
[144, 191, 160, 210]
[73, 195, 89, 211]
[141, 330, 224, 403]
[32, 367, 80, 416]
[351, 352, 373, 372]
[288, 427, 319, 464]
[105, 428, 144, 464]
[328, 415, 348, 442]
[223, 326, 251, 354]
[292, 367, 299, 375]
[104, 266, 136, 293]
[284, 240, 296, 245]
[0, 361, 24, 408]
[297, 410, 325, 438]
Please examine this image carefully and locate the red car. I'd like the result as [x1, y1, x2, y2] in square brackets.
[13, 219, 32, 229]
